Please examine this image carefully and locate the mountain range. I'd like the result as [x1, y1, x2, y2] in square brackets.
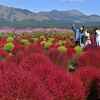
[0, 5, 100, 28]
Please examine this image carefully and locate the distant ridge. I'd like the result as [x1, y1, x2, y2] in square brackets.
[0, 5, 100, 28]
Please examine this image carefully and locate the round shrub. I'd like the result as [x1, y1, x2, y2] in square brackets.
[44, 42, 52, 49]
[8, 32, 14, 37]
[75, 67, 100, 99]
[0, 32, 3, 38]
[48, 38, 55, 42]
[19, 53, 54, 71]
[48, 47, 69, 67]
[77, 49, 100, 67]
[45, 69, 85, 100]
[20, 39, 30, 46]
[74, 46, 83, 56]
[4, 43, 14, 52]
[0, 49, 8, 60]
[7, 37, 14, 42]
[57, 46, 67, 53]
[58, 40, 65, 46]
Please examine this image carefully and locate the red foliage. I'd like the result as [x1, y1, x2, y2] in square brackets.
[18, 72, 54, 99]
[74, 67, 100, 98]
[19, 53, 54, 71]
[0, 38, 6, 48]
[47, 47, 69, 68]
[67, 48, 76, 59]
[1, 34, 100, 100]
[45, 69, 85, 100]
[19, 53, 85, 100]
[24, 43, 44, 55]
[0, 49, 9, 58]
[13, 41, 25, 53]
[77, 48, 100, 68]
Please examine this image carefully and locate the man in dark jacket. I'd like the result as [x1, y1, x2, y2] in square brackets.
[72, 24, 85, 47]
[72, 24, 80, 45]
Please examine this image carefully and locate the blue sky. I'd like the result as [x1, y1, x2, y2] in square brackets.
[0, 0, 99, 15]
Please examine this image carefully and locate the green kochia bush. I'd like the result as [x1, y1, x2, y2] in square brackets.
[44, 42, 52, 49]
[7, 37, 14, 42]
[8, 32, 14, 37]
[0, 32, 3, 38]
[57, 46, 67, 53]
[58, 40, 66, 46]
[74, 46, 83, 56]
[4, 42, 14, 52]
[20, 39, 30, 45]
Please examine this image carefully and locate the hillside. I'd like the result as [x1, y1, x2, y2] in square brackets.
[0, 5, 100, 28]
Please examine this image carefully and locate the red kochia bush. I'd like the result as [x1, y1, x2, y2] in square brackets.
[0, 63, 54, 100]
[12, 43, 44, 65]
[0, 38, 6, 48]
[0, 49, 9, 58]
[0, 61, 19, 98]
[67, 48, 76, 59]
[77, 49, 100, 68]
[23, 43, 44, 55]
[0, 56, 54, 100]
[97, 78, 100, 99]
[74, 67, 100, 98]
[19, 53, 54, 71]
[19, 53, 85, 100]
[45, 69, 85, 100]
[47, 47, 69, 68]
[18, 71, 54, 100]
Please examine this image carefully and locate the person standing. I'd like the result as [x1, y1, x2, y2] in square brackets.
[84, 29, 91, 47]
[72, 24, 80, 46]
[79, 26, 85, 48]
[95, 28, 100, 47]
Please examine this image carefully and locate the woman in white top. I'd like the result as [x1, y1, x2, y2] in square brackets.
[84, 29, 91, 47]
[96, 29, 100, 46]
